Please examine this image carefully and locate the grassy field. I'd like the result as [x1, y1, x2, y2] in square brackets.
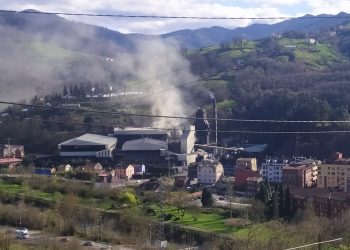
[277, 38, 342, 69]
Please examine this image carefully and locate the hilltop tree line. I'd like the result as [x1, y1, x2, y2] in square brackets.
[62, 81, 115, 97]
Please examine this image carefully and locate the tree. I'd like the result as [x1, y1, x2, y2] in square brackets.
[278, 184, 285, 217]
[63, 85, 68, 96]
[201, 188, 214, 207]
[284, 187, 293, 219]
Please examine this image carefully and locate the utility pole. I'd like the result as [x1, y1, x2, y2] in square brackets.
[157, 179, 167, 248]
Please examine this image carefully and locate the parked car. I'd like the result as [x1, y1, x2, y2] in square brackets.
[15, 227, 28, 235]
[16, 232, 29, 239]
[83, 241, 93, 246]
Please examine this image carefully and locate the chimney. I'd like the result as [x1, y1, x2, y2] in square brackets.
[194, 108, 210, 145]
[333, 152, 343, 160]
[213, 97, 218, 146]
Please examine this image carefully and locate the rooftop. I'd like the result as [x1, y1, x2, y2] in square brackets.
[122, 138, 168, 151]
[198, 159, 221, 168]
[59, 133, 117, 147]
[290, 187, 331, 198]
[315, 192, 350, 201]
[0, 158, 22, 164]
[114, 127, 169, 135]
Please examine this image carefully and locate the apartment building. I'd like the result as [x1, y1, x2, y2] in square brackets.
[234, 157, 258, 187]
[261, 158, 289, 183]
[282, 164, 317, 188]
[317, 152, 350, 191]
[318, 163, 350, 191]
[197, 160, 224, 185]
[236, 158, 257, 171]
[314, 192, 350, 217]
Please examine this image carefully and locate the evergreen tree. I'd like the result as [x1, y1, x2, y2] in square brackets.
[284, 187, 292, 219]
[201, 188, 214, 207]
[63, 85, 68, 96]
[73, 85, 79, 97]
[278, 184, 285, 217]
[69, 85, 73, 96]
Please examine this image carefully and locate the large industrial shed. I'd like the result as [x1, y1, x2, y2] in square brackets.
[113, 127, 170, 148]
[122, 138, 168, 163]
[58, 133, 117, 159]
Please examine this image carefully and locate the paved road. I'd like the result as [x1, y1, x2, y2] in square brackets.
[0, 225, 135, 250]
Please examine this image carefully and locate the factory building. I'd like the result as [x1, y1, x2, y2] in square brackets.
[116, 126, 197, 165]
[122, 138, 168, 163]
[113, 127, 170, 148]
[58, 133, 117, 159]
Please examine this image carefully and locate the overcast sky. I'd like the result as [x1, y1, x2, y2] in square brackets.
[1, 0, 350, 34]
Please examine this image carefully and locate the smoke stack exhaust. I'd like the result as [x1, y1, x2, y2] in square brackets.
[213, 97, 218, 146]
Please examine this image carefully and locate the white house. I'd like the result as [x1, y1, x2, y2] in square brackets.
[197, 160, 224, 185]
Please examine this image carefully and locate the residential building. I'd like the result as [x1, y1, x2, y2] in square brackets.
[235, 157, 258, 188]
[187, 164, 198, 179]
[261, 158, 289, 183]
[97, 170, 126, 188]
[290, 187, 330, 210]
[57, 164, 72, 172]
[317, 154, 350, 192]
[1, 144, 24, 158]
[314, 192, 350, 217]
[282, 164, 317, 188]
[58, 133, 117, 159]
[83, 162, 103, 174]
[236, 158, 257, 171]
[174, 175, 188, 189]
[115, 164, 135, 180]
[247, 176, 263, 195]
[235, 167, 258, 188]
[197, 160, 224, 185]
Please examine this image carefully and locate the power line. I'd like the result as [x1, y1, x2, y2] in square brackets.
[3, 115, 350, 134]
[2, 100, 350, 124]
[2, 9, 350, 20]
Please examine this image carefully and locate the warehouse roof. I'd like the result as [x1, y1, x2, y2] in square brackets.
[122, 138, 168, 151]
[114, 127, 169, 136]
[59, 133, 117, 147]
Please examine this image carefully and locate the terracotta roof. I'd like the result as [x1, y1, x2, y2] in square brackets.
[290, 188, 330, 198]
[0, 158, 22, 164]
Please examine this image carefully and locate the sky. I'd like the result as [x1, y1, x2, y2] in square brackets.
[1, 0, 350, 34]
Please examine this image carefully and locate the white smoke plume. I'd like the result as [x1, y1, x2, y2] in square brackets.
[124, 39, 197, 128]
[0, 13, 198, 126]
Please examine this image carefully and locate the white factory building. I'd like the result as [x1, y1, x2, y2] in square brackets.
[58, 133, 117, 159]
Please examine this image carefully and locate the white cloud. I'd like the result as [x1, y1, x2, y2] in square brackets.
[0, 0, 288, 34]
[2, 0, 349, 34]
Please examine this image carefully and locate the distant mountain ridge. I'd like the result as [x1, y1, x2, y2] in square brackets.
[0, 10, 350, 50]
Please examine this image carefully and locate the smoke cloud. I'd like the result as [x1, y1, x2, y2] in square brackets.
[123, 39, 197, 128]
[0, 13, 198, 127]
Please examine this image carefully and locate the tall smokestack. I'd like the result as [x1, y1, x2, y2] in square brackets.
[194, 108, 210, 145]
[213, 97, 218, 146]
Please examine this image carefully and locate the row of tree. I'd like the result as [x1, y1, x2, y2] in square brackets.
[256, 182, 295, 220]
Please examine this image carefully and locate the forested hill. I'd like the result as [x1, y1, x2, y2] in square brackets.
[185, 28, 350, 158]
